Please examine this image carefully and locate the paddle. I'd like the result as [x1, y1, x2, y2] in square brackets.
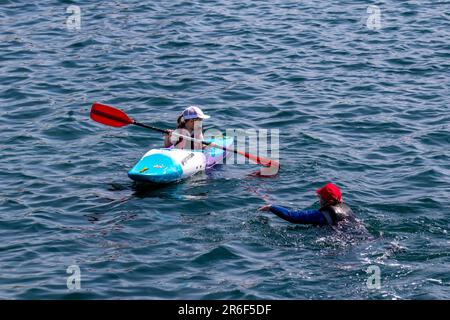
[90, 102, 280, 171]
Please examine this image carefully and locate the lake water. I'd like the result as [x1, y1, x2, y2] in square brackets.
[0, 0, 449, 299]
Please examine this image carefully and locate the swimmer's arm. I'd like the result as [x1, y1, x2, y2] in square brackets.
[269, 205, 328, 226]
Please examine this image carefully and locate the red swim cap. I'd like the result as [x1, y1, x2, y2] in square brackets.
[316, 183, 342, 203]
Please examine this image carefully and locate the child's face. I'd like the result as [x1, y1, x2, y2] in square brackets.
[186, 118, 202, 130]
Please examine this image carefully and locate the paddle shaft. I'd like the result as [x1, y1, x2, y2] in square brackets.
[133, 121, 169, 134]
[134, 122, 273, 166]
[90, 102, 278, 168]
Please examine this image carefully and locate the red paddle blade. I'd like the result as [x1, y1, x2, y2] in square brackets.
[234, 149, 280, 176]
[90, 102, 134, 127]
[255, 157, 280, 177]
[237, 150, 279, 168]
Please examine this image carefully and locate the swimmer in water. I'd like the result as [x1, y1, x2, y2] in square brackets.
[259, 183, 357, 226]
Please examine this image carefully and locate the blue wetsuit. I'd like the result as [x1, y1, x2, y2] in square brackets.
[269, 205, 328, 226]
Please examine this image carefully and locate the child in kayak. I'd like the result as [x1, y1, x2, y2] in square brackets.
[164, 106, 210, 150]
[259, 183, 357, 226]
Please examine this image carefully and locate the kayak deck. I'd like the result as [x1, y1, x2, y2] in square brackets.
[128, 136, 233, 183]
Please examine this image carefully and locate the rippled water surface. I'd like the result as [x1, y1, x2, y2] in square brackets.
[1, 0, 449, 299]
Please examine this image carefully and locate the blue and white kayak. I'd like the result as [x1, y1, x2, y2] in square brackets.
[128, 136, 233, 183]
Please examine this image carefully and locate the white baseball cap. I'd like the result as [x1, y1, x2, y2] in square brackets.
[182, 106, 210, 120]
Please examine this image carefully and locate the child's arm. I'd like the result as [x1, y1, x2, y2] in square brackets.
[163, 130, 173, 147]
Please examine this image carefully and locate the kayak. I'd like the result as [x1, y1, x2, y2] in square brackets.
[128, 136, 233, 183]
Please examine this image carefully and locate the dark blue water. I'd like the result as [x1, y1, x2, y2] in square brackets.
[1, 0, 449, 299]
